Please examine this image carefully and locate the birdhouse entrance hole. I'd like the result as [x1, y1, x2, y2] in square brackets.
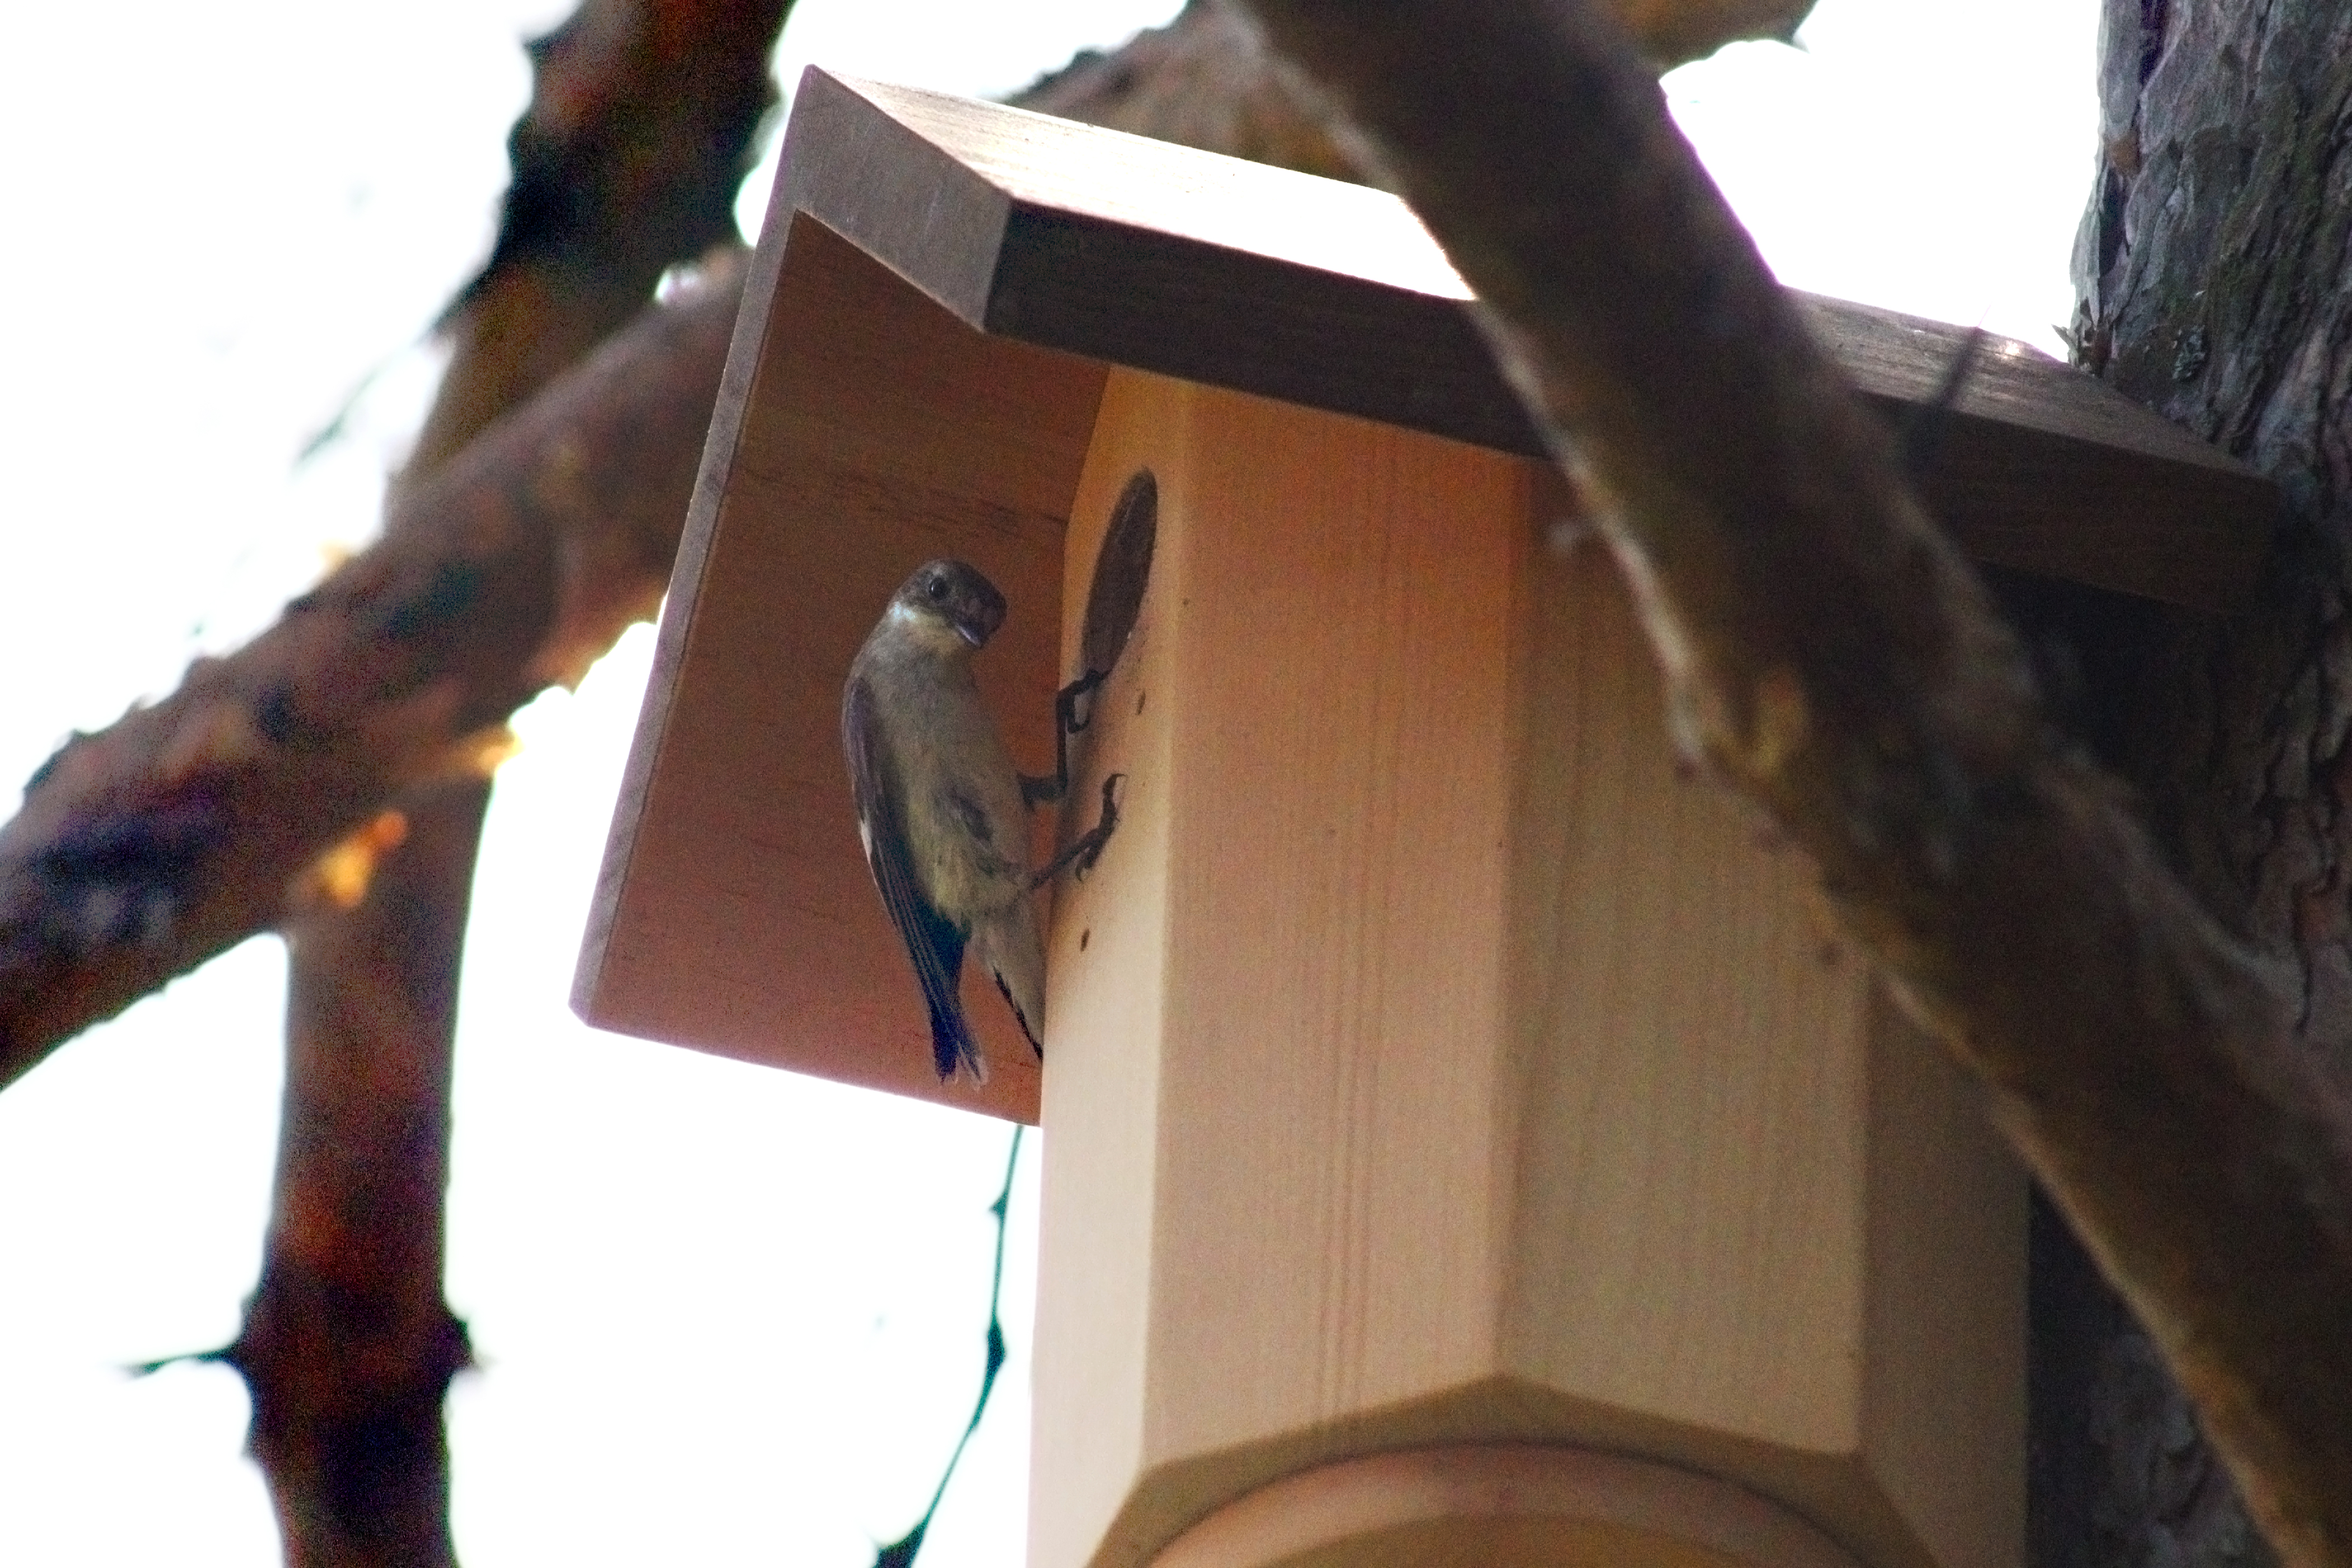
[1082, 471, 1156, 681]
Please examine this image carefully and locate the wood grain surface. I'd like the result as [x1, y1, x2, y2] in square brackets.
[572, 219, 1102, 1122]
[1026, 371, 2022, 1568]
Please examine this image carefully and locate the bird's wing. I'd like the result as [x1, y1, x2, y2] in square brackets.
[843, 673, 983, 1082]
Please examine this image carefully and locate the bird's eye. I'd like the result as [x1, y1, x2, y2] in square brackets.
[926, 577, 949, 601]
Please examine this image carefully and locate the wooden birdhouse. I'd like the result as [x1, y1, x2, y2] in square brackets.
[573, 70, 2274, 1568]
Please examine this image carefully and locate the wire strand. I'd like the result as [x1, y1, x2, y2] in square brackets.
[871, 1123, 1024, 1567]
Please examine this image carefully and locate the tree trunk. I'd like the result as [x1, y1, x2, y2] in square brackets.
[2055, 1, 2352, 1564]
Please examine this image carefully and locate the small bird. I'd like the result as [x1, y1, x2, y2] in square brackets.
[842, 560, 1118, 1084]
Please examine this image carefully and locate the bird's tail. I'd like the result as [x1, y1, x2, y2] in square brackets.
[928, 1001, 987, 1084]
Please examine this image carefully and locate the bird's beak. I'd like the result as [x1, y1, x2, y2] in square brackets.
[957, 623, 985, 648]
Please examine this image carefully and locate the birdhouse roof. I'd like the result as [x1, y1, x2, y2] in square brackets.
[778, 69, 2271, 606]
[573, 69, 2274, 1120]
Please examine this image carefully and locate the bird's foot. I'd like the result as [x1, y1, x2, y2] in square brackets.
[1058, 667, 1109, 735]
[1022, 668, 1112, 808]
[1030, 774, 1124, 890]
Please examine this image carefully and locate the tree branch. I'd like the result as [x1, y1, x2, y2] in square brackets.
[407, 0, 787, 485]
[225, 781, 486, 1567]
[0, 256, 741, 1090]
[1009, 0, 1360, 181]
[1611, 0, 1810, 68]
[1007, 0, 1816, 184]
[1221, 0, 2352, 1561]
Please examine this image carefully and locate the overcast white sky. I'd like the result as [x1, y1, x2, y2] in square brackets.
[0, 2, 2094, 1563]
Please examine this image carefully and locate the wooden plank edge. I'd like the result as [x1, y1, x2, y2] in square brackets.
[570, 197, 815, 1033]
[772, 67, 1014, 328]
[987, 204, 1546, 455]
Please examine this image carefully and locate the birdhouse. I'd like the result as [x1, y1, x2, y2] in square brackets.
[573, 70, 2274, 1568]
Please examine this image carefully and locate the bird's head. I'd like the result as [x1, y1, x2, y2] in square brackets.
[888, 559, 1008, 654]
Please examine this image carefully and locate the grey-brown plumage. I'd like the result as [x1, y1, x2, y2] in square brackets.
[842, 560, 1046, 1082]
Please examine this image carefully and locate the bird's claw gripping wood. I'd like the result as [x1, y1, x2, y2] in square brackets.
[1030, 774, 1124, 891]
[1021, 668, 1110, 808]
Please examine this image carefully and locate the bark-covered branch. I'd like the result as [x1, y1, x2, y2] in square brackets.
[1008, 0, 1814, 179]
[0, 259, 740, 1090]
[1610, 0, 1809, 67]
[0, 0, 785, 1093]
[0, 2, 790, 1091]
[225, 781, 486, 1567]
[1009, 1, 1359, 181]
[1222, 1, 2352, 1561]
[408, 0, 786, 483]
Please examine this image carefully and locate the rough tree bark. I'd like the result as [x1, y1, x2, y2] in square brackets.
[2042, 2, 2352, 1565]
[1224, 0, 2352, 1562]
[404, 0, 790, 491]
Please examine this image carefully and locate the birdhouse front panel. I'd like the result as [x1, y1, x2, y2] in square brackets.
[1028, 367, 2021, 1568]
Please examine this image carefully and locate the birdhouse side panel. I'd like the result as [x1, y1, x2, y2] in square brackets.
[577, 214, 1102, 1124]
[1861, 997, 2026, 1568]
[1501, 537, 1872, 1448]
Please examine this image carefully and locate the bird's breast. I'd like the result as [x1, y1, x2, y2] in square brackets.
[876, 663, 1031, 915]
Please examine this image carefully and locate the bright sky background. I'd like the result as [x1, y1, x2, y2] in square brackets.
[0, 2, 2094, 1563]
